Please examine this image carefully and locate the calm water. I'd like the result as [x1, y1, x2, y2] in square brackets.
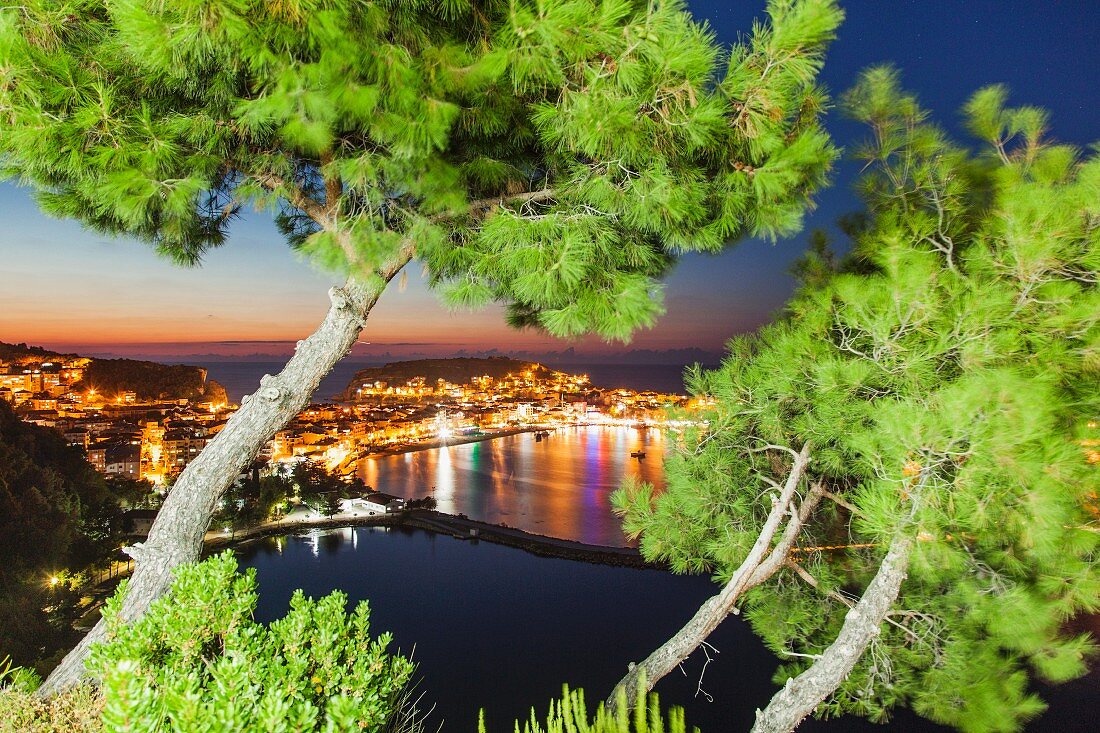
[358, 427, 667, 547]
[235, 528, 879, 732]
[236, 528, 1099, 733]
[186, 360, 1096, 730]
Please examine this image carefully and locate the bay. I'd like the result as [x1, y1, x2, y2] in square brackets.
[236, 526, 948, 733]
[357, 427, 667, 547]
[237, 526, 1097, 733]
[239, 428, 1097, 733]
[181, 361, 1096, 731]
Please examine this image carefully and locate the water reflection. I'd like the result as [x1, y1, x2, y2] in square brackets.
[357, 426, 666, 546]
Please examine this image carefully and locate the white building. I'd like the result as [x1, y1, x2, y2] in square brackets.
[340, 492, 406, 516]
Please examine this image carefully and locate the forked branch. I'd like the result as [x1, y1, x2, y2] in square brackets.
[609, 444, 818, 710]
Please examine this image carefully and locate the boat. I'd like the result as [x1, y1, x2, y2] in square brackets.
[630, 450, 646, 459]
[534, 430, 551, 442]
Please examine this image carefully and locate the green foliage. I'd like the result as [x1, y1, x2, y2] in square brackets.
[0, 0, 841, 342]
[87, 552, 415, 732]
[291, 458, 353, 517]
[0, 400, 136, 669]
[217, 470, 295, 529]
[616, 67, 1099, 732]
[481, 676, 693, 733]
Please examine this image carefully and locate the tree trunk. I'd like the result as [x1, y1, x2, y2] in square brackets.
[750, 534, 913, 733]
[609, 446, 817, 710]
[38, 260, 409, 697]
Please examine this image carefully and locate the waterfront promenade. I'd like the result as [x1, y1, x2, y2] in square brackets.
[205, 508, 655, 569]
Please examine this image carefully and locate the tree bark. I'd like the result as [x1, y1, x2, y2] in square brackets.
[609, 445, 818, 710]
[38, 257, 410, 697]
[750, 534, 913, 733]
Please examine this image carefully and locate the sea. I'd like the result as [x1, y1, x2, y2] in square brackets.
[183, 357, 1097, 730]
[238, 524, 1099, 733]
[174, 360, 702, 404]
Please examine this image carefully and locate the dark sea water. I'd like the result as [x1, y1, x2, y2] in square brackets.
[237, 528, 1098, 733]
[242, 429, 1095, 733]
[176, 360, 699, 403]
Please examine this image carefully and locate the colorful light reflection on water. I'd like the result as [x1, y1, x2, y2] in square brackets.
[357, 426, 666, 546]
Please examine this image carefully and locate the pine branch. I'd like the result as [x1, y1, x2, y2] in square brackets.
[252, 172, 333, 229]
[319, 150, 342, 218]
[253, 171, 367, 270]
[463, 187, 560, 217]
[752, 535, 914, 733]
[821, 489, 862, 517]
[786, 560, 853, 608]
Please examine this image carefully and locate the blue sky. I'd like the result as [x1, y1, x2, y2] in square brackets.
[0, 0, 1096, 361]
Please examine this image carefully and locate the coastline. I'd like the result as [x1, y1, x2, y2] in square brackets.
[75, 508, 657, 631]
[353, 425, 550, 463]
[205, 508, 660, 570]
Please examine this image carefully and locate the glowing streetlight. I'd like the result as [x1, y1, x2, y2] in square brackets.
[49, 575, 59, 587]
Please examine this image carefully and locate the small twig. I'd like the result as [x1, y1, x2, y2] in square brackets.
[822, 490, 862, 517]
[748, 443, 800, 460]
[786, 559, 853, 608]
[695, 641, 718, 702]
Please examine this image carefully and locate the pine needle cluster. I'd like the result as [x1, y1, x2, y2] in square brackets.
[615, 67, 1099, 732]
[0, 0, 841, 341]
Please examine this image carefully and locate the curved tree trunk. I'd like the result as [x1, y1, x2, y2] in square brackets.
[609, 445, 818, 710]
[39, 259, 409, 696]
[750, 534, 913, 733]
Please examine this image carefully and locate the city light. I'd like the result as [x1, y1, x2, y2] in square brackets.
[2, 354, 701, 485]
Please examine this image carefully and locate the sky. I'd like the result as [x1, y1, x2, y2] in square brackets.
[0, 0, 1096, 362]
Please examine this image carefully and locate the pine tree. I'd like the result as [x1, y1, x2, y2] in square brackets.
[1, 0, 842, 692]
[614, 67, 1099, 732]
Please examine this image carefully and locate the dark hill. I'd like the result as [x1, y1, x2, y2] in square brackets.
[75, 359, 227, 403]
[0, 399, 125, 665]
[341, 357, 560, 399]
[0, 341, 68, 362]
[0, 342, 226, 403]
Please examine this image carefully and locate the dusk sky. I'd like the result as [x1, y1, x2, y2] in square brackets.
[1, 1, 1096, 362]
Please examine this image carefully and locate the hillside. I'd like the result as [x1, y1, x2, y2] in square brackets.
[0, 342, 227, 403]
[341, 357, 562, 399]
[0, 399, 128, 666]
[0, 341, 68, 363]
[75, 359, 228, 403]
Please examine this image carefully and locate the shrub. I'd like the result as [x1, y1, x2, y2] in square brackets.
[86, 552, 415, 732]
[0, 658, 101, 733]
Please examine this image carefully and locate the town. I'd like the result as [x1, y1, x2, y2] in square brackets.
[1, 351, 707, 489]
